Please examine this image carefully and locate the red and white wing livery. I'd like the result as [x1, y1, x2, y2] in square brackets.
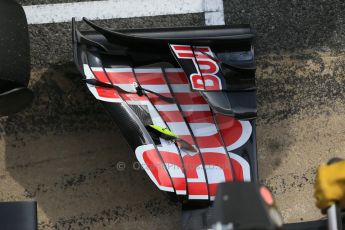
[83, 64, 252, 200]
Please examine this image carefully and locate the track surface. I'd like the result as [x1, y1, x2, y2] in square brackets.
[0, 0, 345, 229]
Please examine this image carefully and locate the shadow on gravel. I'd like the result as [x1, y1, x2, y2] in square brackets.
[3, 64, 179, 229]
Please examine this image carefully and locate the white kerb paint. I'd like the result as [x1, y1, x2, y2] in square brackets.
[204, 0, 225, 25]
[23, 0, 225, 25]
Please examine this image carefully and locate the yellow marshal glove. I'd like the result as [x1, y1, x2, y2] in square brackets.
[314, 160, 345, 210]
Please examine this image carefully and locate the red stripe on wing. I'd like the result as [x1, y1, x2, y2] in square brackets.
[231, 158, 244, 181]
[136, 72, 166, 85]
[96, 87, 120, 99]
[165, 72, 189, 84]
[142, 149, 174, 188]
[160, 151, 186, 193]
[158, 111, 185, 122]
[92, 70, 109, 83]
[216, 114, 243, 147]
[175, 93, 205, 105]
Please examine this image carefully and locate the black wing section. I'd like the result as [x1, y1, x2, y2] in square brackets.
[83, 17, 255, 47]
[73, 18, 257, 119]
[73, 19, 260, 201]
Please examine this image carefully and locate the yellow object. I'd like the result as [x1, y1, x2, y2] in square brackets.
[314, 160, 345, 210]
[148, 125, 178, 139]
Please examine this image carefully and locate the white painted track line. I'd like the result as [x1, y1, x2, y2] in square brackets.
[24, 0, 204, 24]
[23, 0, 225, 25]
[204, 0, 225, 25]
